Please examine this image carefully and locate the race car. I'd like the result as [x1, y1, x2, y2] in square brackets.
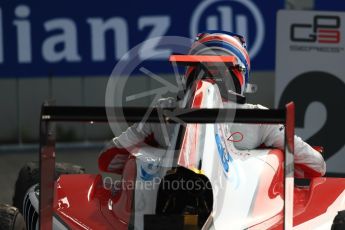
[10, 55, 345, 230]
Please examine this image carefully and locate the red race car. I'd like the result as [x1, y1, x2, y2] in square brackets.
[10, 55, 345, 230]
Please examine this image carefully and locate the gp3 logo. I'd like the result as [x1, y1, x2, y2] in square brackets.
[290, 15, 341, 44]
[190, 0, 264, 59]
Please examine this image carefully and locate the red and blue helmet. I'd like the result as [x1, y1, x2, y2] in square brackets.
[187, 30, 250, 96]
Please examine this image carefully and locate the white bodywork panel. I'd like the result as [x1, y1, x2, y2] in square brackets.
[131, 82, 277, 229]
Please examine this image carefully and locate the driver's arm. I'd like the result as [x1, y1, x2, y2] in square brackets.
[112, 123, 153, 148]
[260, 124, 326, 178]
[98, 97, 176, 173]
[98, 123, 153, 173]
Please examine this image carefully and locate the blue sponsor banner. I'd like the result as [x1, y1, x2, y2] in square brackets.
[0, 0, 284, 77]
[315, 0, 345, 11]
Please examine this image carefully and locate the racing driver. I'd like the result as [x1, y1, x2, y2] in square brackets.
[99, 31, 326, 179]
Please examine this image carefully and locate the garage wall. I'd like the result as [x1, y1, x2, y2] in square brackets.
[0, 0, 312, 144]
[0, 71, 275, 143]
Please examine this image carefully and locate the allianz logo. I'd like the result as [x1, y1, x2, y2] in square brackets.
[190, 0, 265, 59]
[0, 1, 264, 64]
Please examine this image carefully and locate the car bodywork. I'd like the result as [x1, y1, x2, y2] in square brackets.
[23, 56, 345, 230]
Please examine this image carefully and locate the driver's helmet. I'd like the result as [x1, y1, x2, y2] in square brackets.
[186, 30, 250, 97]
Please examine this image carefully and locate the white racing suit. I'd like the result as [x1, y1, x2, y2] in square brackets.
[99, 98, 326, 178]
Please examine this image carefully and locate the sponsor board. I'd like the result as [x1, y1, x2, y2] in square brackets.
[0, 0, 283, 77]
[276, 10, 345, 173]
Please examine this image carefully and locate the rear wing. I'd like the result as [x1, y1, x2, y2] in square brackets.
[39, 102, 295, 230]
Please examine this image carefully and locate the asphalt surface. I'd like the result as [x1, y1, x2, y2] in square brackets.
[0, 147, 104, 205]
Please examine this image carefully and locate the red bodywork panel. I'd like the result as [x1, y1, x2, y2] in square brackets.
[293, 178, 345, 226]
[260, 177, 345, 229]
[54, 174, 118, 229]
[53, 149, 345, 229]
[248, 149, 345, 229]
[53, 157, 137, 229]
